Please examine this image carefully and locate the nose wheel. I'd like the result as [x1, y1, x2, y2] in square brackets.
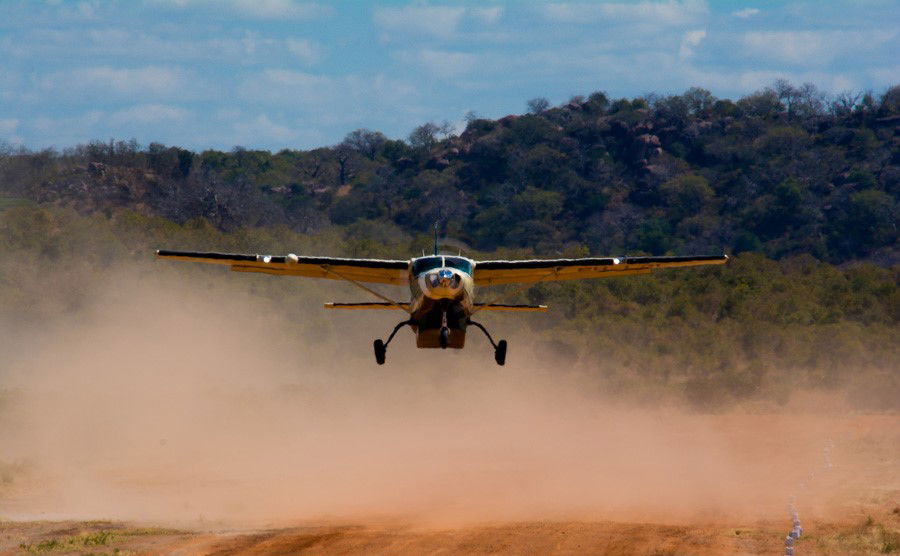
[468, 320, 507, 366]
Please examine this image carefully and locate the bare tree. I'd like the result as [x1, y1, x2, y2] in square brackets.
[296, 151, 324, 179]
[829, 90, 862, 117]
[527, 97, 550, 115]
[333, 143, 359, 185]
[409, 122, 441, 150]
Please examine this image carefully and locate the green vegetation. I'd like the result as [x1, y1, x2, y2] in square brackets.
[0, 81, 896, 264]
[802, 514, 900, 554]
[19, 530, 114, 553]
[16, 526, 186, 554]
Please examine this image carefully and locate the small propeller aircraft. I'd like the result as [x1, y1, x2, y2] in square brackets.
[156, 236, 726, 365]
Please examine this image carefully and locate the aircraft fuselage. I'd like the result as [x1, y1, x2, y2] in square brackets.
[407, 255, 475, 348]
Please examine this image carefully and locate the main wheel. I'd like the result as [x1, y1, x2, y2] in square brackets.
[374, 339, 386, 365]
[439, 327, 449, 349]
[494, 339, 507, 366]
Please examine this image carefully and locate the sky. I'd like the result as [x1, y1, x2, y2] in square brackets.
[0, 0, 897, 152]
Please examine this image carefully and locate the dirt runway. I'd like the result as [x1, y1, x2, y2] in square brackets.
[1, 411, 897, 555]
[1, 273, 897, 554]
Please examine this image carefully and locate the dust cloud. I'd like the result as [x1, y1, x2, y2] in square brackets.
[0, 267, 889, 529]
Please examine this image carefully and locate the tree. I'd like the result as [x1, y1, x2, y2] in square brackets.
[683, 87, 716, 116]
[408, 122, 440, 150]
[343, 129, 386, 160]
[737, 88, 782, 118]
[333, 143, 360, 185]
[586, 91, 610, 112]
[830, 90, 862, 117]
[879, 85, 900, 115]
[527, 97, 550, 115]
[833, 189, 897, 255]
[660, 174, 714, 218]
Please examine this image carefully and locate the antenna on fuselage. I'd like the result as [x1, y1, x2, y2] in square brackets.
[433, 222, 439, 256]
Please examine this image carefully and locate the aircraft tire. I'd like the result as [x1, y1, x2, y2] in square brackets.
[495, 340, 507, 366]
[439, 327, 449, 349]
[374, 339, 386, 365]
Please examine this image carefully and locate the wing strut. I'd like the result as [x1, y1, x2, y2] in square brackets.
[320, 264, 412, 314]
[470, 268, 559, 315]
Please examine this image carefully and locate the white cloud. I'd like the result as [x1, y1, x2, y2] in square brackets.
[373, 6, 467, 39]
[544, 0, 708, 26]
[108, 104, 190, 126]
[471, 7, 503, 24]
[238, 69, 416, 109]
[0, 119, 17, 134]
[373, 5, 503, 40]
[285, 38, 320, 64]
[30, 110, 105, 147]
[869, 65, 900, 87]
[149, 0, 331, 19]
[406, 49, 478, 79]
[0, 118, 22, 143]
[232, 114, 296, 143]
[40, 66, 188, 97]
[679, 29, 706, 58]
[742, 30, 897, 65]
[77, 1, 99, 18]
[732, 8, 759, 19]
[229, 0, 330, 19]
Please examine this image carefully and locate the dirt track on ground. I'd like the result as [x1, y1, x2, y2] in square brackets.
[2, 278, 898, 554]
[2, 412, 897, 555]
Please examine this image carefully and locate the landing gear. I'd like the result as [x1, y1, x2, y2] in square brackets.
[495, 339, 507, 366]
[374, 319, 413, 365]
[439, 310, 450, 349]
[468, 320, 508, 366]
[373, 339, 386, 365]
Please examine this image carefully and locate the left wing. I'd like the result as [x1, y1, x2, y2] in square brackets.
[156, 250, 409, 285]
[474, 255, 727, 286]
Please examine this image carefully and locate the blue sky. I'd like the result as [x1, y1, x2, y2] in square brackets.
[1, 0, 897, 151]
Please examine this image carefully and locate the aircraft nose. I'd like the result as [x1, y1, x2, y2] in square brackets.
[427, 269, 461, 289]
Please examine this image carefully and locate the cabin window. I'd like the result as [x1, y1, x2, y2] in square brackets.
[411, 256, 443, 275]
[443, 256, 473, 275]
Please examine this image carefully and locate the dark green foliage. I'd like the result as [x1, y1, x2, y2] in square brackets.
[0, 81, 897, 266]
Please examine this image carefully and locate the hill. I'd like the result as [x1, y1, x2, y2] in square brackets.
[1, 80, 897, 265]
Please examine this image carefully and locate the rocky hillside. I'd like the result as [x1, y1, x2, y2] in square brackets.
[1, 81, 897, 264]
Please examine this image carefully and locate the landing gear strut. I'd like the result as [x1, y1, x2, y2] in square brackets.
[439, 310, 449, 349]
[468, 320, 507, 366]
[374, 319, 414, 365]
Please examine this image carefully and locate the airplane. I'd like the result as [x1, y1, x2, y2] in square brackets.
[156, 238, 726, 365]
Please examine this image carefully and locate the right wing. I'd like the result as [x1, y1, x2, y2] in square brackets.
[156, 250, 410, 285]
[474, 255, 727, 286]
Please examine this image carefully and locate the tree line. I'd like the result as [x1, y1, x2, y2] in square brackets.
[1, 80, 896, 265]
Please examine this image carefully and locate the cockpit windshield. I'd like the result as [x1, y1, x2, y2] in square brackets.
[444, 256, 473, 275]
[411, 256, 443, 275]
[411, 256, 474, 276]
